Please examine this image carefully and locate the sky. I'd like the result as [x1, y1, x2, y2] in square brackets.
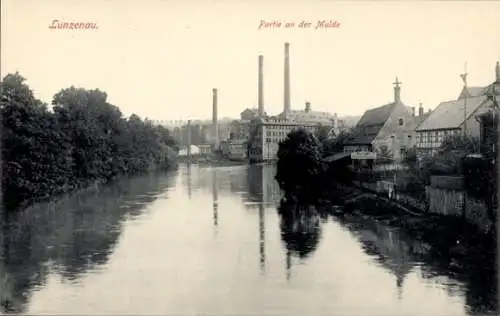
[2, 0, 500, 121]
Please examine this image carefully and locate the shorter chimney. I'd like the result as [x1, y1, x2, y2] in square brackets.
[212, 88, 219, 150]
[418, 102, 424, 117]
[411, 106, 415, 117]
[305, 102, 311, 113]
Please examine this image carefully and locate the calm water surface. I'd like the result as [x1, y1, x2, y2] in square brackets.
[1, 164, 497, 316]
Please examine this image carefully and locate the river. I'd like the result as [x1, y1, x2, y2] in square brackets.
[1, 164, 497, 316]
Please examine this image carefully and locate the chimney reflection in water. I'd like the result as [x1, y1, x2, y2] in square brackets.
[286, 248, 292, 280]
[212, 171, 218, 228]
[258, 203, 266, 273]
[187, 165, 192, 199]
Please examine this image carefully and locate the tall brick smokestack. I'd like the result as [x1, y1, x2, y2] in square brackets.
[258, 55, 264, 117]
[212, 88, 219, 150]
[284, 42, 291, 117]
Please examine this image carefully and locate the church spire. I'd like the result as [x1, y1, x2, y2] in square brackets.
[393, 77, 402, 103]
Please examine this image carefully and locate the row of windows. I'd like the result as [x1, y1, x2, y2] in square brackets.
[263, 127, 316, 138]
[267, 131, 287, 138]
[416, 143, 441, 149]
[265, 137, 284, 143]
[416, 129, 460, 143]
[417, 135, 445, 144]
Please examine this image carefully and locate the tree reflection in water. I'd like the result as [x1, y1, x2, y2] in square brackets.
[0, 171, 178, 314]
[277, 199, 322, 260]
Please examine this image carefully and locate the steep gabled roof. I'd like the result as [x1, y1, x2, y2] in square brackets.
[416, 95, 489, 131]
[458, 86, 487, 100]
[356, 103, 397, 127]
[345, 103, 398, 145]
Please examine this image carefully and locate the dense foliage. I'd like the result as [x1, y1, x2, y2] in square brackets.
[1, 73, 178, 211]
[318, 130, 355, 183]
[171, 123, 210, 146]
[275, 128, 324, 200]
[320, 130, 352, 158]
[402, 135, 481, 185]
[427, 135, 480, 176]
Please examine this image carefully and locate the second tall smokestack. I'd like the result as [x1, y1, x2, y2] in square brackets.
[212, 88, 219, 150]
[258, 55, 264, 117]
[284, 42, 291, 117]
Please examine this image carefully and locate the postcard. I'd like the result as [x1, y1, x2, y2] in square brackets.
[1, 1, 499, 315]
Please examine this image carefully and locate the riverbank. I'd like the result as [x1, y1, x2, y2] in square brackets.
[320, 184, 496, 265]
[198, 159, 247, 167]
[2, 164, 178, 218]
[178, 156, 248, 167]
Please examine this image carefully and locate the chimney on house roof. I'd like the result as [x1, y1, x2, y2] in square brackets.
[419, 102, 424, 117]
[411, 106, 415, 117]
[305, 102, 311, 113]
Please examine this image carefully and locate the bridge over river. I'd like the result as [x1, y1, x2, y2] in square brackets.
[1, 164, 497, 315]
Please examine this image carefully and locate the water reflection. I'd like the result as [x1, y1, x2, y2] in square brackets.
[187, 165, 192, 199]
[245, 164, 281, 206]
[277, 201, 322, 260]
[212, 170, 218, 228]
[182, 165, 250, 198]
[1, 171, 178, 315]
[258, 203, 265, 273]
[337, 214, 498, 315]
[2, 164, 497, 316]
[246, 164, 263, 203]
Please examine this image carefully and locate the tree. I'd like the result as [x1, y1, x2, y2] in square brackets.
[315, 124, 331, 144]
[275, 128, 324, 200]
[52, 87, 118, 180]
[440, 135, 480, 154]
[428, 135, 480, 176]
[1, 73, 74, 209]
[1, 73, 179, 211]
[321, 130, 353, 157]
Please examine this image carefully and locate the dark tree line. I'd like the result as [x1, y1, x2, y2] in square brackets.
[1, 73, 178, 212]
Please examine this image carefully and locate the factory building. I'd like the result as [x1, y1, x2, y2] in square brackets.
[247, 42, 338, 162]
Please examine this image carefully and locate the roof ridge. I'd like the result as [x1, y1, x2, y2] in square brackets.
[417, 95, 489, 131]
